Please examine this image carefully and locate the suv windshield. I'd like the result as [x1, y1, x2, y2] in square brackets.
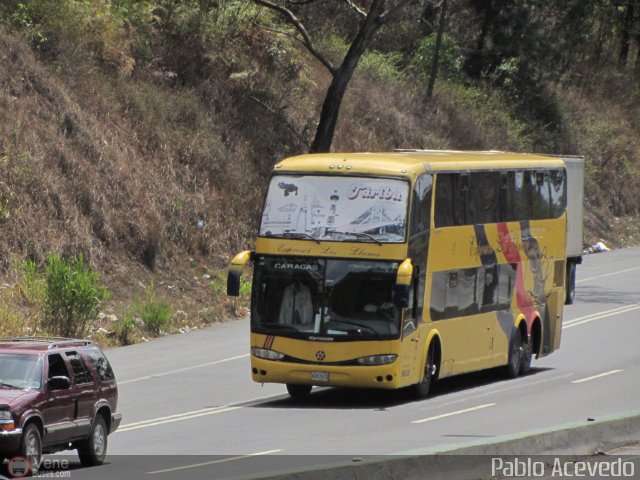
[259, 175, 409, 243]
[252, 256, 401, 340]
[0, 354, 43, 389]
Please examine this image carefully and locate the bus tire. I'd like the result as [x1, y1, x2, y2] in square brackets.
[505, 328, 523, 379]
[565, 262, 576, 305]
[414, 343, 436, 399]
[520, 333, 533, 375]
[286, 384, 312, 398]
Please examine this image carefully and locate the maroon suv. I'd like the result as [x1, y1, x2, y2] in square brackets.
[0, 338, 121, 475]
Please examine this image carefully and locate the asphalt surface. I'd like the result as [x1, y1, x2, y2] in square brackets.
[44, 246, 640, 479]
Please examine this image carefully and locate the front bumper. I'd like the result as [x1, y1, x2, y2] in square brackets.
[251, 356, 402, 389]
[110, 413, 122, 434]
[0, 428, 23, 455]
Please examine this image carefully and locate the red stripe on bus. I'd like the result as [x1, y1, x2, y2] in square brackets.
[497, 223, 534, 325]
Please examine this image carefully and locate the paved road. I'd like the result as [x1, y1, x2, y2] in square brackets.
[59, 247, 640, 479]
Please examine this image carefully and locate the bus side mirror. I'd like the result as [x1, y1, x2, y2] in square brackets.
[394, 258, 413, 308]
[227, 250, 253, 297]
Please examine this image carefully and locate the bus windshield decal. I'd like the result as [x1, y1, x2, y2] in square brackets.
[260, 175, 409, 243]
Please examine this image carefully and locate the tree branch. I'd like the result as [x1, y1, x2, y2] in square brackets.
[252, 0, 336, 74]
[342, 0, 367, 19]
[285, 0, 323, 4]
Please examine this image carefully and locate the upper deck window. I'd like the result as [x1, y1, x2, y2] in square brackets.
[260, 175, 409, 243]
[434, 169, 566, 227]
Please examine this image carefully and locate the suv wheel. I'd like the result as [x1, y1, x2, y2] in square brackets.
[78, 416, 108, 466]
[21, 423, 42, 475]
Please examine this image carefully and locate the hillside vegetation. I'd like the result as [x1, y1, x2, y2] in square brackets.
[0, 0, 639, 343]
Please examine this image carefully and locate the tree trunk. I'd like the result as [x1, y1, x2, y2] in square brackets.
[427, 0, 449, 99]
[619, 1, 635, 66]
[309, 0, 386, 153]
[465, 0, 493, 79]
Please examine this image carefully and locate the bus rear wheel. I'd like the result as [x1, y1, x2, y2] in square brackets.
[414, 343, 436, 399]
[520, 334, 532, 375]
[565, 262, 576, 305]
[286, 384, 312, 398]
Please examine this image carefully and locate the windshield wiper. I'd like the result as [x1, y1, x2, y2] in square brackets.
[260, 324, 301, 332]
[328, 231, 382, 246]
[0, 381, 20, 389]
[328, 320, 381, 339]
[264, 232, 320, 244]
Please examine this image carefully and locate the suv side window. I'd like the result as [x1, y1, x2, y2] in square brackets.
[48, 353, 70, 380]
[83, 347, 115, 382]
[65, 351, 93, 385]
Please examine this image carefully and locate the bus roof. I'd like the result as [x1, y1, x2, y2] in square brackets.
[273, 150, 567, 177]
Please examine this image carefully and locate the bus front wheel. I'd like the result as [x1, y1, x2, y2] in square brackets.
[414, 343, 437, 399]
[286, 384, 312, 398]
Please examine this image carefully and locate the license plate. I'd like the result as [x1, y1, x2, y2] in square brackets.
[311, 371, 329, 382]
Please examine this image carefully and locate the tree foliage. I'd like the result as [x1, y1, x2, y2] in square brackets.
[250, 0, 415, 153]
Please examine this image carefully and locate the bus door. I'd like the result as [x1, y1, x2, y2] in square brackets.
[400, 252, 427, 384]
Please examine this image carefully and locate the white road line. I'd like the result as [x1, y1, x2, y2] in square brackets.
[572, 369, 623, 384]
[563, 304, 640, 329]
[146, 449, 283, 474]
[577, 266, 640, 284]
[119, 353, 249, 385]
[411, 403, 496, 424]
[118, 407, 243, 432]
[116, 392, 284, 433]
[433, 373, 574, 410]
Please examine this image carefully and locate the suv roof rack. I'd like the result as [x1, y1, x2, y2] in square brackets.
[0, 337, 92, 349]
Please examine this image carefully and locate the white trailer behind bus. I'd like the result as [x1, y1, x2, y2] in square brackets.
[563, 156, 585, 304]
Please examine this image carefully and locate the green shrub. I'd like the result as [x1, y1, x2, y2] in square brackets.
[412, 34, 463, 83]
[20, 258, 45, 304]
[360, 51, 403, 84]
[136, 279, 172, 336]
[139, 301, 171, 335]
[43, 253, 110, 338]
[115, 313, 137, 345]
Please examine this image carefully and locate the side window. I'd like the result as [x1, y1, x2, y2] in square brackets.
[444, 271, 459, 317]
[507, 171, 532, 221]
[410, 174, 433, 236]
[531, 171, 551, 219]
[65, 351, 93, 385]
[456, 174, 470, 225]
[434, 174, 454, 227]
[430, 271, 446, 320]
[481, 265, 498, 309]
[430, 264, 516, 321]
[471, 172, 499, 224]
[498, 263, 517, 308]
[83, 348, 115, 382]
[549, 169, 566, 218]
[47, 353, 69, 380]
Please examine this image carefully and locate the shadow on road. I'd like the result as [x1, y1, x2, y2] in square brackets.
[575, 285, 640, 304]
[249, 367, 553, 410]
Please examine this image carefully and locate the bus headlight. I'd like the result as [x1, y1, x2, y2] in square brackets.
[251, 348, 285, 361]
[356, 354, 397, 366]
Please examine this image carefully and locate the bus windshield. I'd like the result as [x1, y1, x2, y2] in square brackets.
[252, 256, 401, 340]
[259, 175, 409, 243]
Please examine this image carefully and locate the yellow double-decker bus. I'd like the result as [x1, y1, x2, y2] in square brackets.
[227, 150, 573, 398]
